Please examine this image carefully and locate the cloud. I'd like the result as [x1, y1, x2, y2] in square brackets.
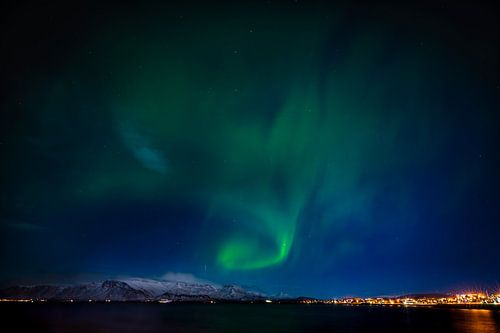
[161, 272, 217, 285]
[118, 121, 168, 174]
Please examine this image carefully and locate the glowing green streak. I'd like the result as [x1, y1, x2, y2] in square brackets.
[217, 230, 294, 270]
[214, 79, 321, 270]
[212, 194, 302, 270]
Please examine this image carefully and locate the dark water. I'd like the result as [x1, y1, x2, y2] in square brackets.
[1, 303, 499, 333]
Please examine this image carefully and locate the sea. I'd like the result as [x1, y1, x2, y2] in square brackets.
[1, 303, 499, 332]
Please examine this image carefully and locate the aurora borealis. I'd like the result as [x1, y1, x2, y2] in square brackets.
[1, 1, 500, 297]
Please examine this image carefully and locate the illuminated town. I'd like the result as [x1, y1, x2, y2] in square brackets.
[299, 292, 500, 306]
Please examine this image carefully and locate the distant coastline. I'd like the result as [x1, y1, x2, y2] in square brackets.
[1, 278, 498, 307]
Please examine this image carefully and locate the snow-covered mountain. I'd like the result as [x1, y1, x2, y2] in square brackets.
[0, 278, 266, 302]
[123, 277, 221, 298]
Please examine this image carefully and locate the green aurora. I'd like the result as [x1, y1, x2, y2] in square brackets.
[73, 9, 439, 271]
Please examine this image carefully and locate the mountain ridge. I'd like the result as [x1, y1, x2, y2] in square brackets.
[0, 278, 267, 302]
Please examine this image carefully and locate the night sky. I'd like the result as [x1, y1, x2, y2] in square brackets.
[1, 1, 499, 298]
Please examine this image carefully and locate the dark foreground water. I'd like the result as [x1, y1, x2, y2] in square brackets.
[1, 303, 499, 333]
